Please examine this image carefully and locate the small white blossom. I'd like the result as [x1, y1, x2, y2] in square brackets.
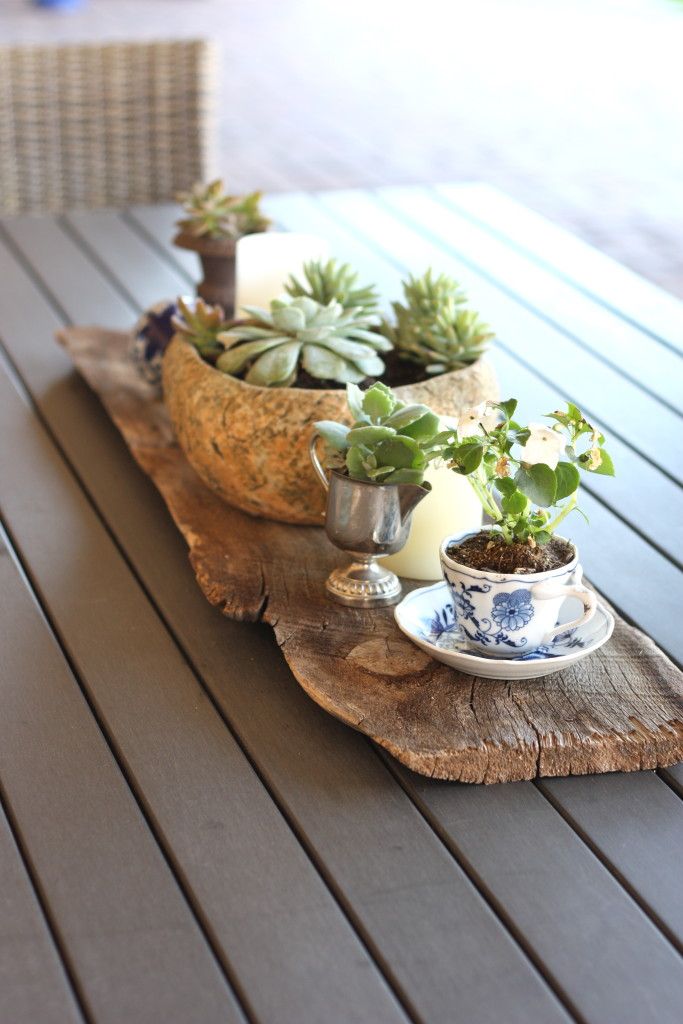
[456, 402, 498, 438]
[586, 447, 602, 470]
[520, 423, 565, 470]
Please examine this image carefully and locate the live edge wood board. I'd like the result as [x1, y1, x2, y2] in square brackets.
[59, 327, 683, 783]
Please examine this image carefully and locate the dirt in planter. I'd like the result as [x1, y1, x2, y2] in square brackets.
[447, 532, 574, 574]
[292, 350, 433, 391]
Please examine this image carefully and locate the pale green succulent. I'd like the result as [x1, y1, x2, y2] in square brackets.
[176, 179, 271, 240]
[381, 269, 494, 373]
[215, 296, 390, 387]
[172, 296, 227, 361]
[285, 258, 379, 313]
[314, 381, 440, 486]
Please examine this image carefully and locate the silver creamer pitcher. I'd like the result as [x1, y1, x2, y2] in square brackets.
[310, 434, 429, 606]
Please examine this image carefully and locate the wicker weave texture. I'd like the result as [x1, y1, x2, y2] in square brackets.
[0, 39, 215, 213]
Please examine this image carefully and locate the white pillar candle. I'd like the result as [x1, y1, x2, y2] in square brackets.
[235, 233, 330, 314]
[382, 459, 482, 581]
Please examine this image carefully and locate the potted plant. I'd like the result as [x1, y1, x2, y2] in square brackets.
[173, 179, 271, 315]
[310, 382, 441, 604]
[379, 269, 495, 387]
[438, 399, 614, 656]
[162, 260, 498, 525]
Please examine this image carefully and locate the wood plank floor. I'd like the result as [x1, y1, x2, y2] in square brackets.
[0, 186, 681, 1024]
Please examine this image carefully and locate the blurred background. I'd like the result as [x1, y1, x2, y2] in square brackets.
[2, 0, 682, 296]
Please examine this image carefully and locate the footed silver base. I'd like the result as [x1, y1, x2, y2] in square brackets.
[325, 558, 402, 607]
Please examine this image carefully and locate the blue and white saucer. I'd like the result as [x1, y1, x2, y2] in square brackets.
[395, 581, 614, 680]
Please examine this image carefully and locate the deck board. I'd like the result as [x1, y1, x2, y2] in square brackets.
[394, 767, 683, 1024]
[378, 186, 683, 410]
[0, 758, 83, 1024]
[435, 183, 683, 354]
[0, 531, 241, 1024]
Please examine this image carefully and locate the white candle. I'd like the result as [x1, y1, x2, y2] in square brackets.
[235, 233, 329, 313]
[382, 459, 482, 581]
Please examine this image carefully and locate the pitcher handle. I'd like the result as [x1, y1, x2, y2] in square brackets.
[309, 432, 329, 492]
[531, 567, 597, 644]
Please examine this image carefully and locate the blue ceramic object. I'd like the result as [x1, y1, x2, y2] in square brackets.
[130, 301, 178, 387]
[439, 528, 597, 658]
[394, 580, 614, 680]
[36, 0, 85, 9]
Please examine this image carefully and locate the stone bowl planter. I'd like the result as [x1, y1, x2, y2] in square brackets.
[173, 232, 237, 315]
[162, 336, 499, 525]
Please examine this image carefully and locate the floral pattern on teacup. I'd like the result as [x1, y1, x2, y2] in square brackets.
[491, 590, 534, 631]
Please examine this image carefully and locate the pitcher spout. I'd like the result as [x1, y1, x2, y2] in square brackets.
[397, 482, 430, 525]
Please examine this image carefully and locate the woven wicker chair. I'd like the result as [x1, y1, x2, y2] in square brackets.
[0, 39, 216, 214]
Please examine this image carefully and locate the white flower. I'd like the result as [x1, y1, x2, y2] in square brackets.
[520, 423, 565, 470]
[456, 402, 498, 438]
[586, 447, 602, 470]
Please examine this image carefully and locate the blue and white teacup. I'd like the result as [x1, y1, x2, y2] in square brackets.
[439, 529, 597, 659]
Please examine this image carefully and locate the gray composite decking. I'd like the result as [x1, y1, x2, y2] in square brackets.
[0, 186, 681, 1024]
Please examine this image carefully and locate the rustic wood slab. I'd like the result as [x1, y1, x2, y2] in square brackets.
[58, 326, 683, 783]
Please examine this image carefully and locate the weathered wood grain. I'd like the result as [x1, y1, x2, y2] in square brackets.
[59, 326, 683, 784]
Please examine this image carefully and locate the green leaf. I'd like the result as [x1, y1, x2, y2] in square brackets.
[400, 411, 440, 442]
[501, 490, 528, 515]
[346, 446, 369, 479]
[589, 449, 615, 476]
[347, 425, 396, 445]
[375, 436, 423, 470]
[554, 461, 580, 501]
[216, 336, 290, 374]
[534, 530, 552, 545]
[383, 468, 426, 485]
[497, 398, 517, 420]
[452, 440, 485, 475]
[384, 403, 431, 430]
[346, 383, 368, 423]
[244, 341, 302, 387]
[494, 477, 517, 497]
[362, 382, 396, 421]
[515, 463, 557, 507]
[314, 421, 350, 450]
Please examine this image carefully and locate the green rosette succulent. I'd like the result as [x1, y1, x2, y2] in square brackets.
[176, 179, 271, 240]
[314, 381, 440, 486]
[215, 296, 390, 387]
[381, 269, 494, 373]
[172, 296, 227, 361]
[285, 258, 380, 313]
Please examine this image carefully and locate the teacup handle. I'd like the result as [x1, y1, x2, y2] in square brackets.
[309, 432, 329, 492]
[531, 566, 596, 644]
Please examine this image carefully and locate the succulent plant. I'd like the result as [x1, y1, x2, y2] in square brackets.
[172, 296, 227, 361]
[381, 269, 494, 373]
[215, 296, 390, 387]
[314, 381, 440, 486]
[176, 179, 271, 240]
[285, 258, 380, 313]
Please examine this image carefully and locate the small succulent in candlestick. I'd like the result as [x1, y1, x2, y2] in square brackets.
[176, 179, 271, 240]
[314, 381, 440, 486]
[215, 296, 389, 387]
[172, 296, 228, 362]
[285, 258, 380, 314]
[311, 382, 439, 606]
[381, 269, 494, 373]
